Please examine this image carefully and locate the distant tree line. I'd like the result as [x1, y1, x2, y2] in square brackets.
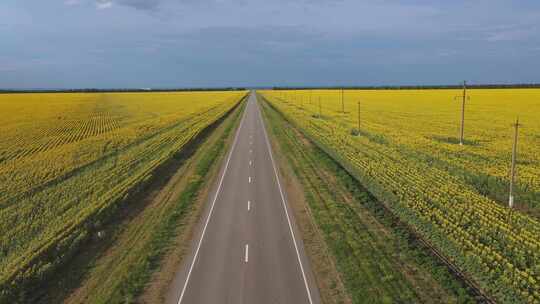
[0, 87, 247, 94]
[271, 83, 540, 90]
[2, 83, 540, 94]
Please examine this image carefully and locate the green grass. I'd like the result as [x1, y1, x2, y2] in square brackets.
[101, 103, 243, 303]
[26, 100, 246, 304]
[74, 101, 245, 304]
[260, 96, 477, 304]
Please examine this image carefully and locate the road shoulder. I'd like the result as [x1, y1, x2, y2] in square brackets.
[258, 93, 476, 304]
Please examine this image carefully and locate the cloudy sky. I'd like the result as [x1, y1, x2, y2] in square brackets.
[1, 0, 540, 88]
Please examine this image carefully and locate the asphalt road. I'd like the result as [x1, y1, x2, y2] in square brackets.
[165, 91, 320, 304]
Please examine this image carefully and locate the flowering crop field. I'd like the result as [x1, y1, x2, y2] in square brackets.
[0, 91, 246, 298]
[259, 89, 540, 303]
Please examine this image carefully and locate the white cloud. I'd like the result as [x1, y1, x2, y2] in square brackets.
[117, 0, 160, 10]
[484, 25, 539, 42]
[64, 0, 81, 5]
[96, 0, 113, 9]
[92, 0, 160, 10]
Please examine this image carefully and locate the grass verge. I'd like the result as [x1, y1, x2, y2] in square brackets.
[33, 99, 245, 304]
[259, 96, 478, 304]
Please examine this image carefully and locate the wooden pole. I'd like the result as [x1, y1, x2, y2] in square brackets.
[319, 96, 322, 117]
[341, 88, 345, 113]
[459, 80, 467, 145]
[357, 100, 361, 130]
[509, 117, 520, 208]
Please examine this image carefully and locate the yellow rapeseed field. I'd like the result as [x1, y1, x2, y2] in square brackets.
[0, 91, 246, 299]
[259, 88, 540, 303]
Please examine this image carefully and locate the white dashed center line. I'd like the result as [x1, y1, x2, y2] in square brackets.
[248, 200, 251, 211]
[248, 176, 251, 183]
[245, 244, 249, 263]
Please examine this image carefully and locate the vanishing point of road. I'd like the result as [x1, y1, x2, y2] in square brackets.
[165, 92, 321, 304]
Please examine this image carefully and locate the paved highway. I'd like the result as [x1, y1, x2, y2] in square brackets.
[165, 91, 320, 304]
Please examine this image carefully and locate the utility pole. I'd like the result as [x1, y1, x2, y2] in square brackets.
[508, 117, 521, 208]
[455, 81, 470, 145]
[341, 88, 345, 113]
[357, 100, 361, 130]
[319, 96, 322, 117]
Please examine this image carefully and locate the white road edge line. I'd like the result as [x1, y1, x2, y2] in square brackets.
[177, 96, 250, 304]
[245, 244, 249, 263]
[258, 98, 315, 304]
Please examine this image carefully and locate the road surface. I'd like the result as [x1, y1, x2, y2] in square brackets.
[165, 92, 320, 304]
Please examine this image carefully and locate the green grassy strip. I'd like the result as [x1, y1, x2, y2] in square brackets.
[84, 100, 246, 304]
[0, 97, 246, 303]
[5, 100, 245, 304]
[260, 98, 477, 304]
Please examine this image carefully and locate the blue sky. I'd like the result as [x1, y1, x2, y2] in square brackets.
[1, 0, 540, 88]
